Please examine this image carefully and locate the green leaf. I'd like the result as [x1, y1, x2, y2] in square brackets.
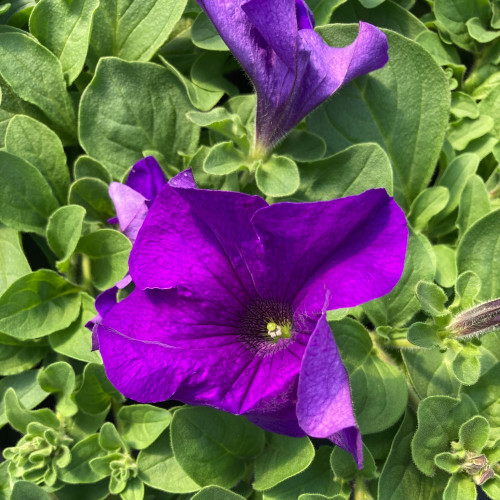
[443, 473, 477, 500]
[253, 434, 315, 491]
[363, 229, 436, 327]
[434, 0, 491, 51]
[308, 27, 449, 210]
[332, 318, 408, 434]
[416, 31, 461, 67]
[137, 429, 200, 494]
[411, 394, 478, 476]
[117, 405, 172, 450]
[73, 156, 112, 183]
[76, 229, 131, 290]
[46, 205, 85, 265]
[10, 481, 51, 500]
[407, 322, 442, 349]
[459, 415, 490, 453]
[256, 155, 300, 198]
[457, 175, 491, 236]
[478, 83, 500, 137]
[451, 271, 482, 312]
[0, 333, 48, 376]
[0, 225, 30, 295]
[274, 130, 326, 162]
[407, 186, 449, 232]
[466, 17, 500, 43]
[55, 480, 109, 500]
[447, 116, 495, 151]
[434, 153, 479, 221]
[452, 344, 481, 385]
[450, 92, 480, 119]
[79, 57, 199, 180]
[5, 114, 69, 203]
[0, 270, 81, 340]
[88, 0, 187, 64]
[190, 51, 238, 97]
[120, 477, 144, 500]
[74, 363, 123, 415]
[171, 406, 265, 488]
[262, 447, 341, 500]
[403, 348, 461, 399]
[3, 387, 58, 433]
[433, 245, 457, 288]
[49, 293, 102, 364]
[0, 370, 48, 428]
[191, 12, 228, 51]
[330, 444, 376, 480]
[416, 281, 449, 318]
[60, 434, 106, 484]
[30, 0, 99, 85]
[332, 0, 427, 39]
[161, 56, 224, 112]
[378, 410, 448, 500]
[461, 364, 500, 440]
[457, 210, 500, 301]
[306, 0, 348, 26]
[203, 141, 248, 175]
[191, 486, 245, 500]
[0, 33, 76, 139]
[0, 151, 59, 235]
[296, 143, 393, 201]
[37, 361, 77, 417]
[68, 177, 114, 223]
[98, 422, 123, 451]
[434, 452, 462, 474]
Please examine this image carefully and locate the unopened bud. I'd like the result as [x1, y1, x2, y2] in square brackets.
[449, 297, 500, 339]
[462, 453, 487, 475]
[473, 465, 494, 486]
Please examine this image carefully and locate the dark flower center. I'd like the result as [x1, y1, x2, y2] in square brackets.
[238, 298, 295, 352]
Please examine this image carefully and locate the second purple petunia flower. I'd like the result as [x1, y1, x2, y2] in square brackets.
[95, 169, 408, 467]
[196, 0, 389, 152]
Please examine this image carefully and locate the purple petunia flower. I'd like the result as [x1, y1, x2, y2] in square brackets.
[95, 169, 408, 466]
[196, 0, 389, 152]
[86, 156, 166, 345]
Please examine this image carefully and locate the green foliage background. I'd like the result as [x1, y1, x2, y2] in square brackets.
[0, 0, 499, 499]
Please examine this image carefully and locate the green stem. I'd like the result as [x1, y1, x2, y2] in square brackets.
[81, 254, 93, 294]
[354, 476, 373, 500]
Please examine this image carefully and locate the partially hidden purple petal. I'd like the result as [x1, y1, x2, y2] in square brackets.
[86, 286, 120, 350]
[242, 0, 298, 70]
[297, 313, 362, 467]
[126, 156, 166, 203]
[296, 0, 314, 30]
[169, 168, 196, 189]
[109, 182, 149, 243]
[251, 189, 408, 312]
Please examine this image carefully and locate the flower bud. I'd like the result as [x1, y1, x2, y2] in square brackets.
[449, 297, 500, 339]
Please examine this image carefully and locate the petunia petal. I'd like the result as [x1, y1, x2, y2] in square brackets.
[98, 288, 307, 418]
[130, 179, 266, 303]
[242, 0, 298, 71]
[126, 156, 166, 204]
[297, 313, 362, 467]
[251, 189, 408, 312]
[295, 0, 314, 30]
[259, 22, 388, 145]
[108, 182, 149, 243]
